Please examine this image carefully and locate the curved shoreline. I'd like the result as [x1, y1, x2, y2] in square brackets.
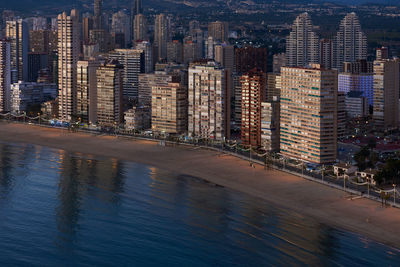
[1, 122, 400, 249]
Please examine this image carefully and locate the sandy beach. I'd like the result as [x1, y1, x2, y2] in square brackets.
[0, 122, 400, 249]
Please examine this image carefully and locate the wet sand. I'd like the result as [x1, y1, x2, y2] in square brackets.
[0, 122, 400, 248]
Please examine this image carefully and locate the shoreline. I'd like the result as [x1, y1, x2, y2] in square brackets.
[1, 122, 400, 249]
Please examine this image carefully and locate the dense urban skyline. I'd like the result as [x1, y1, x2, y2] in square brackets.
[0, 0, 400, 264]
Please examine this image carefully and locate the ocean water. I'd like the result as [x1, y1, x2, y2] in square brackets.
[0, 141, 399, 266]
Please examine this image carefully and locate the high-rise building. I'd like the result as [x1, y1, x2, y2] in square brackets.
[373, 59, 399, 129]
[151, 75, 188, 134]
[29, 30, 58, 54]
[89, 29, 112, 53]
[109, 49, 144, 100]
[235, 46, 268, 74]
[333, 13, 367, 72]
[27, 52, 48, 82]
[266, 72, 281, 102]
[337, 91, 346, 138]
[233, 74, 242, 127]
[93, 0, 103, 30]
[286, 13, 319, 67]
[280, 65, 338, 164]
[82, 16, 93, 44]
[338, 60, 374, 105]
[183, 40, 197, 65]
[167, 40, 183, 63]
[138, 67, 183, 107]
[261, 100, 280, 151]
[188, 20, 200, 37]
[208, 21, 229, 43]
[131, 0, 143, 17]
[154, 14, 170, 62]
[112, 11, 131, 48]
[0, 40, 11, 112]
[77, 60, 100, 123]
[346, 91, 369, 118]
[188, 61, 230, 140]
[214, 44, 234, 71]
[240, 69, 266, 147]
[320, 39, 333, 69]
[205, 36, 217, 60]
[58, 10, 80, 121]
[133, 14, 148, 42]
[272, 53, 286, 74]
[97, 60, 124, 126]
[135, 40, 153, 73]
[376, 46, 389, 61]
[6, 19, 28, 83]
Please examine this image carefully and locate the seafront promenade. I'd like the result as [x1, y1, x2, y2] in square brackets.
[0, 122, 400, 248]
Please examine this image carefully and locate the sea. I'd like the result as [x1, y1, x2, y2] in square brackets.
[0, 141, 399, 266]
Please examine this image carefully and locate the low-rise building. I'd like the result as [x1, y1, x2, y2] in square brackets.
[125, 106, 151, 131]
[333, 163, 357, 177]
[356, 168, 378, 185]
[11, 82, 57, 113]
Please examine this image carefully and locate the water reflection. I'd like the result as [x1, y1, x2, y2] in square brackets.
[55, 151, 126, 248]
[0, 144, 18, 202]
[0, 141, 399, 266]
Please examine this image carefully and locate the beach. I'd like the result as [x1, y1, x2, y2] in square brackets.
[0, 122, 400, 249]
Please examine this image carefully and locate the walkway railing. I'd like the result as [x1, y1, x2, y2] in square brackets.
[1, 114, 398, 209]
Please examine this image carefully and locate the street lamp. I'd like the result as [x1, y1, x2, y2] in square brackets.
[393, 184, 397, 205]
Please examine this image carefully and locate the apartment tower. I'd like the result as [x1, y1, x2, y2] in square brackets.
[6, 19, 28, 83]
[188, 61, 230, 140]
[333, 13, 367, 72]
[280, 65, 338, 164]
[96, 60, 124, 126]
[57, 10, 80, 121]
[0, 40, 11, 112]
[373, 59, 399, 129]
[286, 13, 320, 67]
[240, 69, 266, 147]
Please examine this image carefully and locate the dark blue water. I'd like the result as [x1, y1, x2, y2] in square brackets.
[0, 142, 399, 266]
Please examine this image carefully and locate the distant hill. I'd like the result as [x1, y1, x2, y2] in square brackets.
[0, 0, 399, 13]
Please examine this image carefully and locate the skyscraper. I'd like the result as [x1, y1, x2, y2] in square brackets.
[133, 14, 148, 42]
[93, 0, 103, 30]
[188, 61, 230, 140]
[286, 13, 319, 67]
[6, 19, 28, 83]
[261, 100, 280, 152]
[131, 0, 143, 17]
[333, 13, 367, 72]
[240, 69, 266, 147]
[77, 60, 100, 123]
[208, 21, 229, 43]
[235, 46, 268, 74]
[280, 65, 338, 164]
[373, 59, 399, 129]
[154, 14, 170, 62]
[320, 39, 333, 69]
[58, 10, 80, 121]
[135, 40, 153, 73]
[151, 74, 188, 134]
[112, 11, 131, 48]
[0, 40, 11, 112]
[82, 16, 93, 44]
[109, 49, 144, 100]
[97, 60, 124, 126]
